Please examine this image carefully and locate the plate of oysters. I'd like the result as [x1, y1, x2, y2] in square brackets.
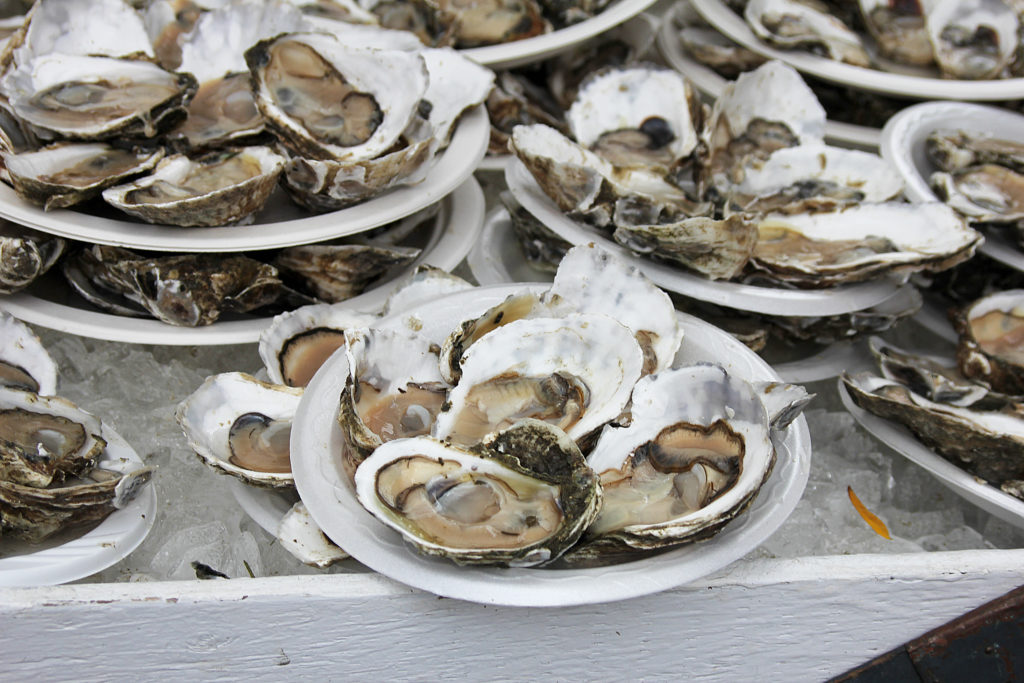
[290, 244, 813, 606]
[0, 0, 492, 252]
[0, 315, 156, 586]
[0, 177, 485, 345]
[840, 331, 1024, 530]
[503, 59, 982, 321]
[880, 101, 1024, 273]
[689, 0, 1024, 100]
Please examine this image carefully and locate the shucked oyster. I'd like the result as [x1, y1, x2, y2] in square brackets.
[953, 289, 1024, 395]
[0, 312, 57, 395]
[354, 419, 600, 567]
[0, 222, 64, 294]
[102, 146, 285, 227]
[570, 364, 785, 561]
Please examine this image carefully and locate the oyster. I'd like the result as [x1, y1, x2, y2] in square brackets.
[574, 364, 784, 559]
[102, 146, 285, 227]
[418, 0, 547, 48]
[930, 164, 1024, 225]
[927, 130, 1024, 173]
[953, 289, 1024, 395]
[842, 371, 1024, 499]
[858, 0, 933, 66]
[338, 326, 448, 477]
[353, 419, 600, 567]
[925, 0, 1020, 79]
[1, 54, 196, 141]
[3, 142, 163, 210]
[747, 201, 981, 287]
[246, 32, 428, 162]
[0, 386, 152, 543]
[259, 304, 376, 388]
[744, 0, 871, 66]
[273, 244, 420, 302]
[0, 312, 57, 395]
[565, 64, 701, 176]
[433, 314, 644, 447]
[176, 372, 302, 488]
[0, 222, 64, 294]
[62, 245, 295, 327]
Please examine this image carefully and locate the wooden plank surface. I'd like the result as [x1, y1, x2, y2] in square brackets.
[2, 550, 1023, 681]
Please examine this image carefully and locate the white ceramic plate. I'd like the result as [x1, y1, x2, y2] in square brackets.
[505, 158, 902, 316]
[0, 107, 487, 252]
[655, 2, 880, 149]
[838, 379, 1024, 530]
[292, 283, 811, 607]
[0, 422, 156, 587]
[461, 0, 659, 69]
[0, 177, 485, 345]
[690, 0, 1024, 101]
[880, 100, 1024, 272]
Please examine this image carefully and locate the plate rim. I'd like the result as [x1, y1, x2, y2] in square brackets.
[0, 176, 486, 345]
[837, 378, 1024, 531]
[690, 0, 1024, 101]
[0, 106, 488, 252]
[291, 282, 812, 607]
[504, 157, 902, 316]
[0, 419, 157, 587]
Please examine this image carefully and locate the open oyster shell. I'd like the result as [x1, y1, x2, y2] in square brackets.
[0, 223, 63, 294]
[0, 312, 56, 395]
[953, 289, 1024, 395]
[569, 364, 782, 561]
[353, 419, 601, 567]
[433, 313, 644, 449]
[176, 372, 302, 489]
[102, 146, 285, 227]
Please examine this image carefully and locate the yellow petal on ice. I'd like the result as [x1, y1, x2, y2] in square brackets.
[847, 485, 891, 540]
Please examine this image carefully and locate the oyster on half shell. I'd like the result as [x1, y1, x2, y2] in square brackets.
[354, 419, 600, 567]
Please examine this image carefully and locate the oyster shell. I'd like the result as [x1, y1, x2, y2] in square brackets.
[930, 163, 1024, 225]
[276, 500, 349, 567]
[273, 244, 420, 302]
[842, 370, 1024, 499]
[0, 222, 64, 294]
[925, 0, 1020, 79]
[744, 0, 871, 66]
[748, 201, 981, 287]
[353, 419, 600, 567]
[953, 289, 1024, 395]
[62, 245, 293, 327]
[0, 312, 57, 395]
[433, 313, 643, 447]
[3, 142, 163, 210]
[102, 146, 285, 227]
[338, 326, 448, 477]
[1, 54, 196, 141]
[259, 304, 376, 388]
[927, 130, 1024, 173]
[573, 364, 783, 559]
[858, 0, 933, 66]
[246, 32, 427, 162]
[176, 372, 302, 488]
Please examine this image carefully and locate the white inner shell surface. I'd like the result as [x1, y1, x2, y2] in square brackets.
[432, 313, 644, 444]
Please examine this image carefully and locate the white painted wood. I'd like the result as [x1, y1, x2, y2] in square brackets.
[2, 549, 1021, 681]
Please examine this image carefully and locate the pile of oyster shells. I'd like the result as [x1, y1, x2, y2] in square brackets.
[0, 0, 493, 226]
[928, 129, 1024, 250]
[735, 0, 1024, 80]
[180, 245, 811, 568]
[0, 313, 152, 544]
[842, 287, 1024, 501]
